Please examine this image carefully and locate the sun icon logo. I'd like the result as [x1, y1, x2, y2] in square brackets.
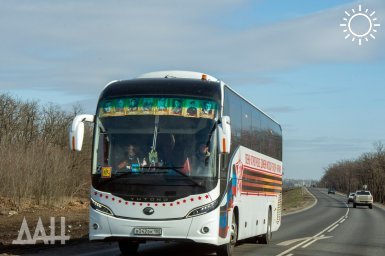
[340, 4, 380, 46]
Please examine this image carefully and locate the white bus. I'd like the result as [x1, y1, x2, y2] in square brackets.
[69, 71, 282, 256]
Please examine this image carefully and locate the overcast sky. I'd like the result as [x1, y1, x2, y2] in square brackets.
[1, 0, 384, 179]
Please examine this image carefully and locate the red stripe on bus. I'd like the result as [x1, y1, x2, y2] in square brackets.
[243, 165, 282, 178]
[241, 191, 278, 196]
[242, 181, 282, 190]
[242, 174, 282, 185]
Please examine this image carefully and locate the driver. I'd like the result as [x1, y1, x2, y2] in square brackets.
[117, 144, 141, 171]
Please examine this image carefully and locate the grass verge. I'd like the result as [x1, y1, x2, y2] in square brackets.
[282, 187, 315, 215]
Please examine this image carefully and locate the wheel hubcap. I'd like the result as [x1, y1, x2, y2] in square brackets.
[230, 223, 237, 245]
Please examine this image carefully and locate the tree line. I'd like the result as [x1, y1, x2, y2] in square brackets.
[0, 93, 92, 207]
[320, 143, 385, 204]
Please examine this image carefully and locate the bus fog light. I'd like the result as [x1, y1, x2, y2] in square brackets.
[93, 223, 99, 230]
[201, 226, 210, 234]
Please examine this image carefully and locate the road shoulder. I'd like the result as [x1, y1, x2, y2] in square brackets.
[283, 187, 317, 216]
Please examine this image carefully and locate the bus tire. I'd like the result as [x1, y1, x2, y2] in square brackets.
[118, 241, 139, 255]
[217, 212, 237, 256]
[258, 209, 272, 244]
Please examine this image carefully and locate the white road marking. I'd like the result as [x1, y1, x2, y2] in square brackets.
[339, 219, 346, 224]
[277, 237, 313, 246]
[275, 202, 349, 256]
[327, 224, 339, 232]
[285, 254, 294, 256]
[301, 235, 332, 248]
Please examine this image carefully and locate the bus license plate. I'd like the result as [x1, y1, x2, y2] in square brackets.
[133, 228, 162, 236]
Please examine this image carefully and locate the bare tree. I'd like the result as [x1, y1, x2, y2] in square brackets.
[321, 142, 385, 203]
[0, 93, 92, 207]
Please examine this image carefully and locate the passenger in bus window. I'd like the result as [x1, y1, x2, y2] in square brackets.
[191, 144, 210, 175]
[117, 144, 141, 171]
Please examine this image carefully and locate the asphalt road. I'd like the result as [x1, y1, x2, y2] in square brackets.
[29, 188, 385, 256]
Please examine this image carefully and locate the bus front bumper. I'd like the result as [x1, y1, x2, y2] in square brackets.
[89, 207, 222, 245]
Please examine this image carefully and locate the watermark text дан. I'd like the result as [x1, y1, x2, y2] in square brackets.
[12, 217, 70, 245]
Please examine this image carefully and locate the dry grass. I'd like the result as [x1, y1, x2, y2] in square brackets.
[0, 93, 91, 208]
[282, 187, 314, 214]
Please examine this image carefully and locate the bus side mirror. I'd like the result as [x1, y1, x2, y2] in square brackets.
[69, 114, 94, 151]
[218, 116, 231, 154]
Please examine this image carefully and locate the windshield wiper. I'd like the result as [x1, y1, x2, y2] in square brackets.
[98, 167, 205, 188]
[141, 166, 205, 188]
[98, 170, 168, 184]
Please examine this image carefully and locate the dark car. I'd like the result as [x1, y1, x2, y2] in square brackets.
[328, 188, 335, 194]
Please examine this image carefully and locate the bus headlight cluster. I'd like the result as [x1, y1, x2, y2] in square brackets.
[90, 197, 114, 216]
[186, 200, 218, 218]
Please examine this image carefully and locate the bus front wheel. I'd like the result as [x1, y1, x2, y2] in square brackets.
[217, 212, 237, 256]
[118, 241, 139, 255]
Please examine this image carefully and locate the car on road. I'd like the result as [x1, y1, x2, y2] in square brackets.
[328, 188, 335, 194]
[347, 192, 355, 203]
[353, 190, 373, 209]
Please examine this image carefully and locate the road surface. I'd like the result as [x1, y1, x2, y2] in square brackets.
[26, 188, 385, 256]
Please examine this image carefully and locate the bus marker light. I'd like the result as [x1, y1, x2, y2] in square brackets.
[222, 138, 226, 152]
[201, 74, 207, 80]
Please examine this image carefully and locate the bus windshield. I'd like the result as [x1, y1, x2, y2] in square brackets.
[92, 96, 219, 201]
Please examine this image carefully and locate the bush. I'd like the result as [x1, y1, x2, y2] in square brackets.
[0, 93, 92, 207]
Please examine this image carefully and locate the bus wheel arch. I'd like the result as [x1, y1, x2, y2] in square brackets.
[217, 207, 238, 256]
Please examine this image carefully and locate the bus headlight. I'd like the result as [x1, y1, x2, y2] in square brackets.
[90, 198, 114, 216]
[186, 200, 218, 218]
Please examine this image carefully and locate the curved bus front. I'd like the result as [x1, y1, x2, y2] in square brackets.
[74, 76, 283, 250]
[89, 78, 233, 245]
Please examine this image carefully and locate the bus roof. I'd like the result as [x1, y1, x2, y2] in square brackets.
[136, 70, 220, 82]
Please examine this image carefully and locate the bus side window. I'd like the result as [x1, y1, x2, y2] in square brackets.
[252, 111, 261, 153]
[241, 102, 252, 149]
